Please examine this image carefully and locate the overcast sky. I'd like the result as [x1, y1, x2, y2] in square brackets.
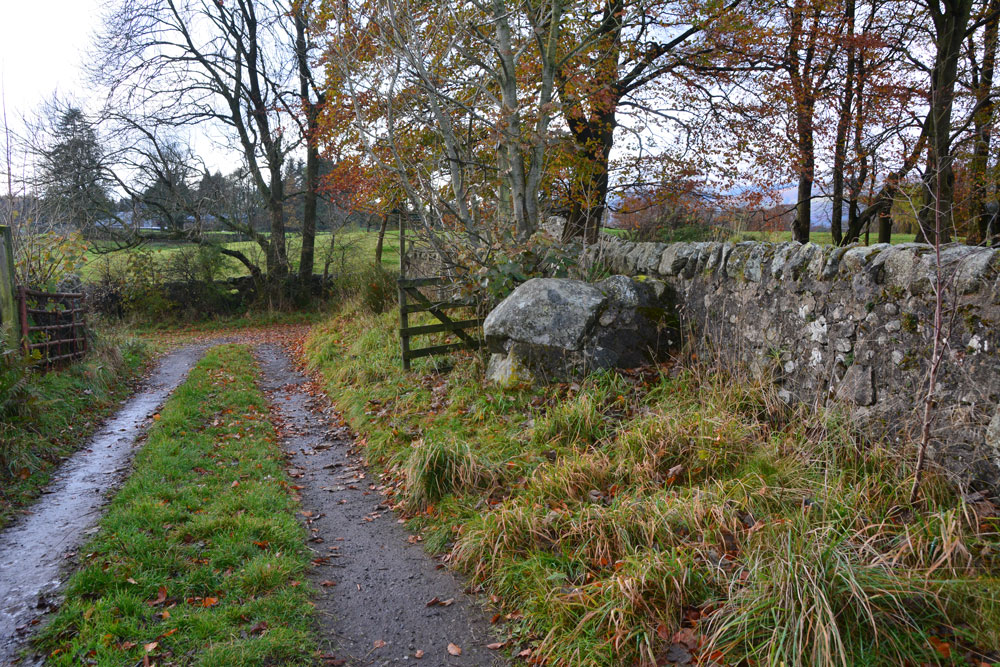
[0, 0, 234, 178]
[0, 0, 102, 126]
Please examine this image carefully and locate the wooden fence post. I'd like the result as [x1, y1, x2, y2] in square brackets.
[0, 226, 18, 348]
[398, 210, 411, 370]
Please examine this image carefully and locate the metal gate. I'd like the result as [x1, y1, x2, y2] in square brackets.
[17, 286, 87, 366]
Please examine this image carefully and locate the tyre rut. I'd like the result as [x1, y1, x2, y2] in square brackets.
[255, 344, 505, 667]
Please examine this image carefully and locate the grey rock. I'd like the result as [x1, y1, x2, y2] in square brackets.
[484, 275, 677, 384]
[658, 244, 688, 276]
[483, 278, 606, 352]
[950, 247, 996, 294]
[771, 242, 799, 278]
[541, 216, 567, 240]
[986, 408, 1000, 468]
[745, 244, 769, 282]
[836, 365, 875, 406]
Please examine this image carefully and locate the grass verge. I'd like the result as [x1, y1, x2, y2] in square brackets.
[33, 344, 315, 666]
[0, 326, 148, 528]
[305, 301, 1000, 666]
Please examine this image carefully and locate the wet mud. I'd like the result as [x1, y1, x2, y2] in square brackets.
[0, 344, 211, 665]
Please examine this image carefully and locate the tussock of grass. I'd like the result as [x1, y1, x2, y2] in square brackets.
[305, 301, 1000, 666]
[404, 437, 493, 511]
[33, 345, 314, 666]
[0, 325, 148, 527]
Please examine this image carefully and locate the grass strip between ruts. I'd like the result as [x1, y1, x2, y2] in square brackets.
[34, 344, 315, 666]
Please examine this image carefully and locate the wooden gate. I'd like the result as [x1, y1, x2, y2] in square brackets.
[396, 213, 483, 370]
[17, 286, 87, 366]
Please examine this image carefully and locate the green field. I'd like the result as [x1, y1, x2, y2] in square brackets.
[82, 230, 402, 283]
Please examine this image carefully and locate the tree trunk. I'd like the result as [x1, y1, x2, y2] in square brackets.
[299, 139, 318, 280]
[878, 202, 893, 243]
[267, 159, 288, 279]
[295, 5, 322, 281]
[831, 0, 856, 247]
[560, 109, 616, 245]
[844, 47, 869, 244]
[916, 0, 974, 245]
[375, 213, 389, 265]
[792, 105, 815, 244]
[968, 0, 999, 245]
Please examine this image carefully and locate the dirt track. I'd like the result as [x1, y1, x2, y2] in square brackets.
[0, 331, 505, 665]
[256, 343, 505, 666]
[0, 344, 211, 665]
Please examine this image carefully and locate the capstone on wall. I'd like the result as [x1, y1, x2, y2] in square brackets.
[583, 234, 1000, 490]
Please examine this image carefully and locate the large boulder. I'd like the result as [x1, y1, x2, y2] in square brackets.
[483, 276, 678, 385]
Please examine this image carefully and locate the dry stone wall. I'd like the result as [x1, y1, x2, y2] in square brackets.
[584, 234, 1000, 490]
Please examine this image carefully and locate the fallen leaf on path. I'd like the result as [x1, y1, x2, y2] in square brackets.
[320, 580, 336, 587]
[447, 643, 462, 656]
[414, 649, 424, 659]
[373, 639, 386, 649]
[487, 642, 506, 650]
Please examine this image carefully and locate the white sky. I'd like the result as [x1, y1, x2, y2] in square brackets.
[0, 0, 235, 178]
[0, 0, 102, 127]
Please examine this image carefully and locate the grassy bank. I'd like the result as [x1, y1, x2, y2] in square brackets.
[305, 303, 1000, 666]
[34, 345, 315, 666]
[0, 327, 148, 528]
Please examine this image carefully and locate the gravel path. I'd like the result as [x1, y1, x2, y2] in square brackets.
[256, 344, 506, 667]
[0, 344, 212, 665]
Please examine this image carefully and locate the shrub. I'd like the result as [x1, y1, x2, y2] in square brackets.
[14, 230, 88, 290]
[337, 263, 398, 314]
[0, 330, 35, 425]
